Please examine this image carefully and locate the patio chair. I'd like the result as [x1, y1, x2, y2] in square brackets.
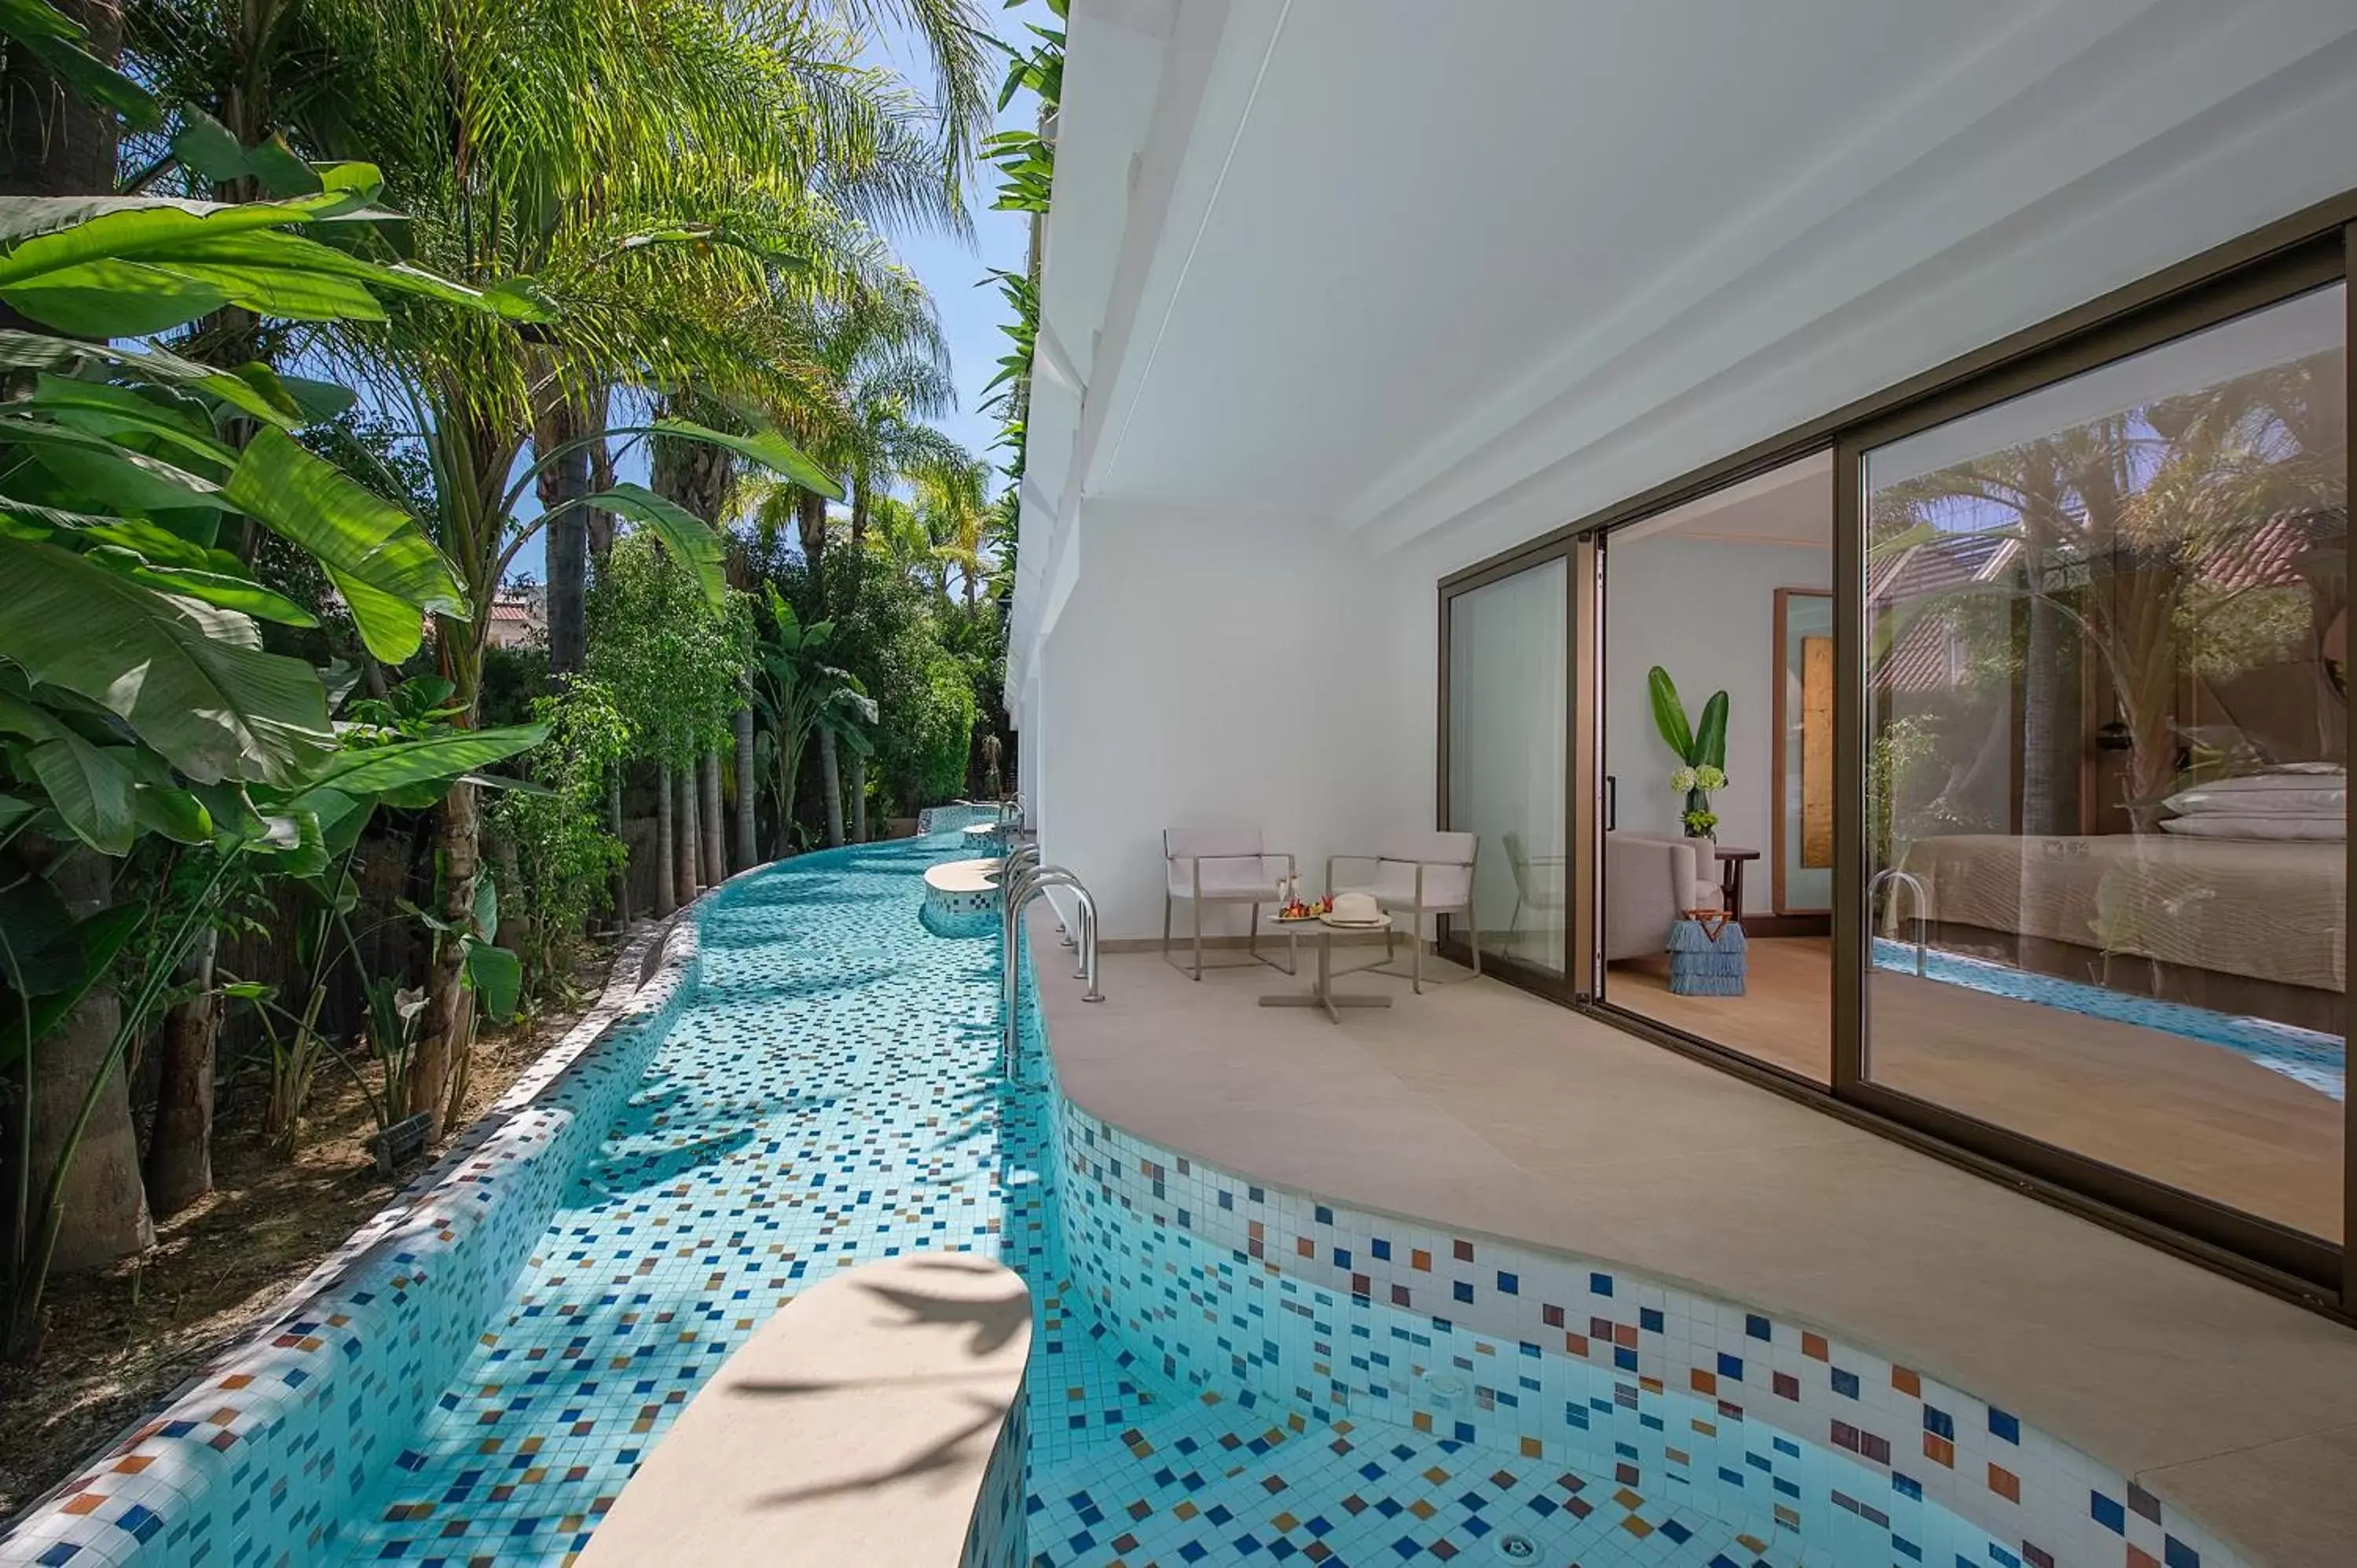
[1164, 823, 1296, 980]
[1502, 830, 1567, 960]
[1326, 831, 1480, 993]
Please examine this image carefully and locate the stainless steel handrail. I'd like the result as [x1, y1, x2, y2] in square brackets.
[1002, 864, 1095, 983]
[1869, 867, 1930, 976]
[999, 862, 1102, 1079]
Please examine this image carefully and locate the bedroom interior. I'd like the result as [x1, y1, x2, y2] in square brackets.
[1580, 284, 2348, 1244]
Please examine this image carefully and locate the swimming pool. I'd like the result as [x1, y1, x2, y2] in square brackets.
[2, 827, 2252, 1568]
[1871, 939, 2346, 1101]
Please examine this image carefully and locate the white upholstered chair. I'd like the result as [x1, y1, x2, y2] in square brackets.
[1604, 832, 1721, 962]
[1164, 824, 1296, 980]
[1326, 831, 1480, 993]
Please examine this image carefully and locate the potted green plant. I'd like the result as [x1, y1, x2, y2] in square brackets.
[1646, 667, 1729, 839]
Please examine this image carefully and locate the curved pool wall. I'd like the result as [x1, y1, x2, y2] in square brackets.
[0, 832, 2254, 1568]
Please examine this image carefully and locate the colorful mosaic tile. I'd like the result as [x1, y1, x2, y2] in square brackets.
[1, 832, 2261, 1568]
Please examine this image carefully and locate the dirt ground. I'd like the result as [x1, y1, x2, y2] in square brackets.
[0, 940, 619, 1524]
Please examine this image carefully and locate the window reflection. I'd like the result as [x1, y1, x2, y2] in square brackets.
[1449, 561, 1568, 974]
[1864, 284, 2348, 1240]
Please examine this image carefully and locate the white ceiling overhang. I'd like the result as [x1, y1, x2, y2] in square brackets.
[1010, 0, 2357, 692]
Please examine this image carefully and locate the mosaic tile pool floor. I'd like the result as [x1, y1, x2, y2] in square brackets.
[330, 836, 1793, 1566]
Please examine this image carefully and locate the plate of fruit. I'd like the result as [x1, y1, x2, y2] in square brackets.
[1274, 895, 1332, 922]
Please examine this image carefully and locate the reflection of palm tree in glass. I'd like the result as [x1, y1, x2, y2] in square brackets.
[1872, 346, 2347, 833]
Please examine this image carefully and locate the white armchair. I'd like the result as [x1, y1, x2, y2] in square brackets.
[1327, 831, 1480, 992]
[1604, 832, 1722, 962]
[1164, 824, 1296, 980]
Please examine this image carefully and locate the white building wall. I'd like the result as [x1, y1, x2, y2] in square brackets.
[1033, 501, 1398, 940]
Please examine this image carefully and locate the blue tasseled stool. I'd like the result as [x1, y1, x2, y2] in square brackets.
[1666, 910, 1747, 996]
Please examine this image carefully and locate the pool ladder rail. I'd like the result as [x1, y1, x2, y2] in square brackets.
[998, 855, 1102, 1079]
[1869, 866, 1930, 976]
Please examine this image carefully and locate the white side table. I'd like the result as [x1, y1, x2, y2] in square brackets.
[1258, 915, 1394, 1024]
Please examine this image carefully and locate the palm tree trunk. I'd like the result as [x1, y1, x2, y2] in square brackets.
[145, 930, 219, 1219]
[536, 391, 592, 676]
[414, 778, 478, 1139]
[797, 488, 830, 582]
[849, 753, 867, 844]
[851, 479, 870, 553]
[588, 427, 617, 565]
[698, 750, 725, 885]
[654, 762, 676, 918]
[415, 606, 486, 1141]
[676, 762, 701, 903]
[733, 705, 757, 871]
[819, 726, 845, 847]
[26, 849, 152, 1280]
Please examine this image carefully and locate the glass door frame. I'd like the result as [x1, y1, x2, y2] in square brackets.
[1830, 236, 2351, 1292]
[1435, 195, 2357, 1319]
[1435, 538, 1596, 1004]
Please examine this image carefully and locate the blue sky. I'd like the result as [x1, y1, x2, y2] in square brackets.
[505, 5, 1039, 586]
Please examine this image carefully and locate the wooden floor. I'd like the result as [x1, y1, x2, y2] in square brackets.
[1611, 938, 2344, 1240]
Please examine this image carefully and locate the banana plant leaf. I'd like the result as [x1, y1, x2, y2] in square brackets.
[460, 935, 520, 1022]
[0, 414, 235, 514]
[23, 729, 135, 854]
[23, 374, 237, 467]
[586, 482, 724, 606]
[125, 749, 212, 844]
[286, 723, 550, 808]
[170, 108, 319, 198]
[222, 427, 467, 661]
[0, 902, 143, 1072]
[1695, 691, 1729, 771]
[652, 416, 841, 501]
[472, 872, 498, 943]
[0, 872, 86, 995]
[1646, 665, 1694, 764]
[0, 534, 334, 784]
[87, 549, 319, 626]
[0, 167, 555, 335]
[0, 330, 308, 429]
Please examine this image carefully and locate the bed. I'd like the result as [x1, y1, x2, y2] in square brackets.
[1898, 833, 2345, 1031]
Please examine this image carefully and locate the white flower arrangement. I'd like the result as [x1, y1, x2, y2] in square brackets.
[1670, 766, 1697, 794]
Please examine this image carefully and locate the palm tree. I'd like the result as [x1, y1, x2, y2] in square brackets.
[913, 445, 994, 608]
[237, 0, 964, 1134]
[768, 262, 957, 578]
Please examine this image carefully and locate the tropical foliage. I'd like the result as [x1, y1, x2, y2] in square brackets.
[0, 0, 1028, 1375]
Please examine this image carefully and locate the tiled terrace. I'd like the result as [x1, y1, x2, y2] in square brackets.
[1026, 910, 2357, 1568]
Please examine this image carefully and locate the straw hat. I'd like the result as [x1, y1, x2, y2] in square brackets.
[1326, 892, 1382, 925]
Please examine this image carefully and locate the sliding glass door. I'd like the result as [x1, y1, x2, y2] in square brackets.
[1849, 275, 2348, 1271]
[1444, 557, 1570, 976]
[1441, 211, 2353, 1303]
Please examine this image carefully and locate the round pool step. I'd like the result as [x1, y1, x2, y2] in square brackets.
[921, 855, 1003, 937]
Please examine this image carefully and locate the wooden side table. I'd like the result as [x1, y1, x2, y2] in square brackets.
[1713, 845, 1761, 923]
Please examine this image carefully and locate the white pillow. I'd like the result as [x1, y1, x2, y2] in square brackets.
[2161, 815, 2346, 841]
[2184, 768, 2344, 792]
[2164, 786, 2344, 817]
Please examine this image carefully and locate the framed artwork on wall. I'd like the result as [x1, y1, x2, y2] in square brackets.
[1773, 588, 1835, 914]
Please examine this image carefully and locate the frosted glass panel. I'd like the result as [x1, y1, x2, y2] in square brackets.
[1449, 561, 1568, 974]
